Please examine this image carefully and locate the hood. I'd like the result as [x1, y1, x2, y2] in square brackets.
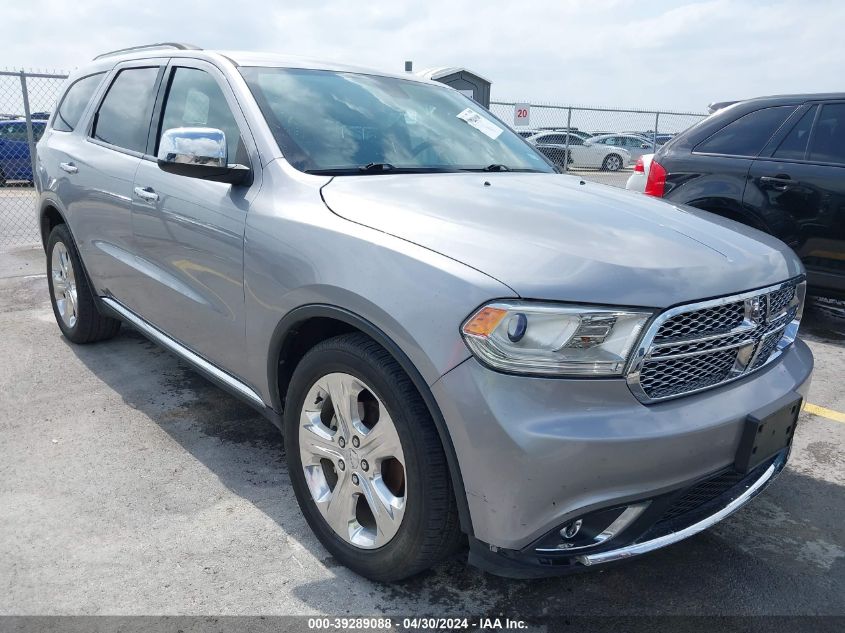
[321, 173, 803, 307]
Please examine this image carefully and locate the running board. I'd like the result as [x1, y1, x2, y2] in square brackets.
[100, 297, 266, 408]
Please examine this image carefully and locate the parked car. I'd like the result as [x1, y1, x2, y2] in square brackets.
[626, 153, 654, 192]
[586, 133, 655, 160]
[528, 131, 631, 170]
[0, 119, 46, 184]
[515, 130, 537, 138]
[37, 44, 812, 582]
[645, 93, 845, 298]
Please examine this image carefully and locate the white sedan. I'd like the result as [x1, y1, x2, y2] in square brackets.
[527, 131, 631, 171]
[626, 153, 654, 192]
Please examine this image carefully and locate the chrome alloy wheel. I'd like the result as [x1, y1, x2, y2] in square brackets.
[51, 241, 78, 328]
[299, 372, 407, 549]
[605, 154, 622, 171]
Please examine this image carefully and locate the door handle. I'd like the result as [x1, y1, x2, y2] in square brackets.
[59, 162, 78, 174]
[759, 175, 799, 190]
[133, 186, 159, 202]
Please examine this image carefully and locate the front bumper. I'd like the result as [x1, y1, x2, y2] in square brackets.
[431, 338, 813, 573]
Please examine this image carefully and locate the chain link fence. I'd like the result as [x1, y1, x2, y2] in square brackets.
[490, 101, 707, 187]
[1, 69, 68, 251]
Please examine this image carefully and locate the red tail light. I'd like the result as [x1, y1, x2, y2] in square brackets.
[633, 157, 644, 173]
[644, 159, 666, 197]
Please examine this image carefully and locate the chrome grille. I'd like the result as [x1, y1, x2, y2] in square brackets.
[627, 279, 805, 403]
[656, 302, 745, 340]
[768, 286, 795, 318]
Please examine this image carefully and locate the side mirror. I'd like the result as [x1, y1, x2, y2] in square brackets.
[157, 127, 250, 185]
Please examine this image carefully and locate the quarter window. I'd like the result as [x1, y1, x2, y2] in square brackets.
[808, 103, 845, 165]
[93, 67, 160, 153]
[53, 73, 105, 132]
[158, 67, 244, 164]
[695, 106, 795, 157]
[773, 106, 817, 160]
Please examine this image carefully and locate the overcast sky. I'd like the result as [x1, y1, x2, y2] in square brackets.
[4, 0, 843, 112]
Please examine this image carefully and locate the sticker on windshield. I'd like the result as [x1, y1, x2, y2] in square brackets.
[456, 108, 503, 140]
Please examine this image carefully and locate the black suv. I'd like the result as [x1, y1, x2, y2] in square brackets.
[646, 94, 845, 298]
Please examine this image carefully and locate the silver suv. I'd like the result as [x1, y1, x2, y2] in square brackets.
[36, 44, 813, 581]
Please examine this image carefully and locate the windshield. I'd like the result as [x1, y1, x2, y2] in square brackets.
[239, 67, 554, 174]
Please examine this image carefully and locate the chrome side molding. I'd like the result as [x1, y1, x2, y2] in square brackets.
[101, 297, 265, 408]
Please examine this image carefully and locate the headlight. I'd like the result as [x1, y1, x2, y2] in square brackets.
[461, 301, 652, 376]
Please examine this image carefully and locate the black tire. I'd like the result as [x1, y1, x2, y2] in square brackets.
[284, 332, 462, 582]
[46, 223, 121, 344]
[602, 153, 623, 171]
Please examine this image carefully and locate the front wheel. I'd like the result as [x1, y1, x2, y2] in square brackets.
[602, 153, 623, 171]
[284, 333, 462, 581]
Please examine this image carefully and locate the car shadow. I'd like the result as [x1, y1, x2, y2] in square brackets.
[65, 326, 844, 617]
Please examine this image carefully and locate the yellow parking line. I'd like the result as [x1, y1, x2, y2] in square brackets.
[804, 403, 845, 424]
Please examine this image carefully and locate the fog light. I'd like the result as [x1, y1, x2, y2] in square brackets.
[536, 502, 651, 554]
[560, 520, 582, 539]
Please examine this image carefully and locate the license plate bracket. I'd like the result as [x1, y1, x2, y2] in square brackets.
[734, 393, 802, 474]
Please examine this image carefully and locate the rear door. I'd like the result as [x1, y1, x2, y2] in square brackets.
[53, 62, 165, 295]
[128, 59, 261, 377]
[747, 102, 845, 294]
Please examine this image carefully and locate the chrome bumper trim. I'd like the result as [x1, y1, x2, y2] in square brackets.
[576, 461, 777, 566]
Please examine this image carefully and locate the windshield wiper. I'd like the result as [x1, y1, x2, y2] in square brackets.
[459, 165, 546, 173]
[359, 162, 395, 172]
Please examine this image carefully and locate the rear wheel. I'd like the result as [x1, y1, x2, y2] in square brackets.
[284, 333, 461, 581]
[46, 224, 121, 343]
[602, 153, 623, 171]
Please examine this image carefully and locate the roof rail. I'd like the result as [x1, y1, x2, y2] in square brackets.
[93, 43, 201, 61]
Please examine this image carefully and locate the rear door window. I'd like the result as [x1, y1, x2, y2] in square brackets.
[808, 103, 845, 165]
[773, 106, 817, 160]
[92, 67, 160, 153]
[53, 73, 105, 132]
[695, 106, 795, 157]
[4, 122, 27, 140]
